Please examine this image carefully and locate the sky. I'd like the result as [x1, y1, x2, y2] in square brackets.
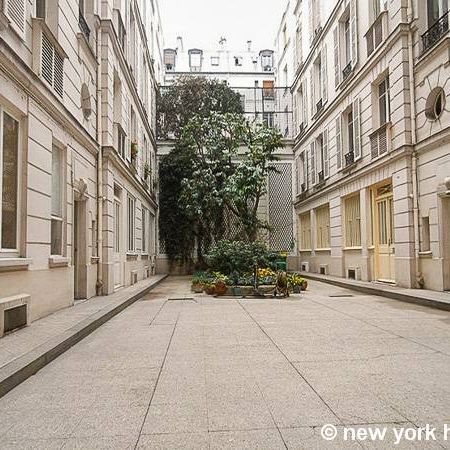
[159, 0, 288, 53]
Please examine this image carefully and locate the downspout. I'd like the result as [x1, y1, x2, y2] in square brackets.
[407, 0, 422, 288]
[95, 19, 104, 295]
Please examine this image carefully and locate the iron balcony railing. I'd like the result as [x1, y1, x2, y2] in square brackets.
[157, 86, 294, 140]
[345, 150, 355, 167]
[317, 170, 325, 183]
[422, 11, 449, 54]
[79, 9, 90, 41]
[342, 62, 352, 80]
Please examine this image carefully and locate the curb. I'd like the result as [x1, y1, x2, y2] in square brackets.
[300, 273, 450, 312]
[0, 274, 168, 398]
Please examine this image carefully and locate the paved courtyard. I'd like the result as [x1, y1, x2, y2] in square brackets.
[1, 277, 450, 449]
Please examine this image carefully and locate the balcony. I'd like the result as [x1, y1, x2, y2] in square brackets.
[78, 9, 90, 41]
[344, 151, 355, 167]
[342, 62, 352, 81]
[422, 11, 449, 54]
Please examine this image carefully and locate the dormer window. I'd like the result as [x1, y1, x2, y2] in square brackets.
[164, 49, 176, 71]
[260, 50, 274, 71]
[188, 49, 203, 72]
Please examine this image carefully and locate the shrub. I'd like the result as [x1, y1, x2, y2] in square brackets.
[206, 240, 277, 275]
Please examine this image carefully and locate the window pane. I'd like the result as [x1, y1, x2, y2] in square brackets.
[2, 112, 19, 250]
[51, 147, 62, 217]
[51, 218, 62, 255]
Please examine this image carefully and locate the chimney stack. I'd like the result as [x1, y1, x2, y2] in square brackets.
[247, 40, 252, 52]
[176, 36, 184, 52]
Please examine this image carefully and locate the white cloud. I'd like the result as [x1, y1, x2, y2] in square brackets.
[160, 0, 288, 52]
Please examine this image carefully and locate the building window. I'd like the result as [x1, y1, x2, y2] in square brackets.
[260, 50, 274, 71]
[283, 24, 288, 48]
[340, 99, 361, 168]
[296, 152, 307, 194]
[299, 212, 311, 250]
[344, 195, 361, 247]
[234, 56, 243, 66]
[36, 0, 46, 19]
[91, 219, 97, 257]
[51, 146, 64, 255]
[164, 49, 176, 71]
[316, 205, 330, 249]
[0, 110, 19, 252]
[127, 195, 135, 252]
[427, 0, 448, 28]
[425, 87, 445, 120]
[189, 49, 203, 72]
[41, 33, 64, 98]
[421, 216, 431, 252]
[378, 76, 390, 125]
[142, 207, 148, 253]
[211, 56, 220, 66]
[117, 12, 126, 52]
[295, 23, 303, 67]
[263, 112, 274, 127]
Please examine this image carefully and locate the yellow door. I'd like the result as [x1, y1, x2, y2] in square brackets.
[375, 194, 395, 282]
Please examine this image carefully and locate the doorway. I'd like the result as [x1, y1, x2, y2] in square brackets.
[374, 185, 395, 283]
[73, 200, 87, 299]
[113, 197, 123, 290]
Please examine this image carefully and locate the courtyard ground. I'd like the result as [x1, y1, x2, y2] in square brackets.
[0, 276, 450, 449]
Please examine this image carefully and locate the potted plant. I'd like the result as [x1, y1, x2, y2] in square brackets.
[130, 142, 138, 161]
[215, 280, 227, 296]
[300, 278, 308, 291]
[288, 273, 304, 294]
[144, 163, 151, 180]
[204, 283, 216, 295]
[191, 272, 207, 293]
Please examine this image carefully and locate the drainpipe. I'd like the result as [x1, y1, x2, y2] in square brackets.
[407, 0, 421, 288]
[95, 19, 104, 296]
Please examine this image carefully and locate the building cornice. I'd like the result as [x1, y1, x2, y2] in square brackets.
[0, 36, 99, 155]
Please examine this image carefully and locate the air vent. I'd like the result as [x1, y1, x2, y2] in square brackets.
[319, 264, 328, 275]
[301, 261, 310, 272]
[4, 305, 27, 334]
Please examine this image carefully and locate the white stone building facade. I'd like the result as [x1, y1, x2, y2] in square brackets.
[285, 0, 450, 291]
[0, 0, 163, 334]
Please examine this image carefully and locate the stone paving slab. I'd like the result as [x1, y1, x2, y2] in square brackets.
[0, 277, 449, 449]
[0, 274, 167, 398]
[300, 272, 450, 311]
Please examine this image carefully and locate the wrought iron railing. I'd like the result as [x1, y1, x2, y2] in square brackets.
[345, 150, 355, 167]
[317, 170, 324, 183]
[342, 62, 352, 80]
[157, 86, 294, 140]
[422, 12, 449, 54]
[316, 98, 323, 115]
[79, 9, 90, 41]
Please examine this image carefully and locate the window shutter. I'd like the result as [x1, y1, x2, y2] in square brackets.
[316, 139, 323, 174]
[309, 69, 315, 117]
[350, 0, 358, 67]
[322, 44, 328, 103]
[295, 156, 300, 194]
[336, 115, 342, 170]
[323, 129, 329, 178]
[303, 80, 308, 125]
[353, 98, 361, 160]
[41, 33, 54, 87]
[303, 152, 308, 189]
[333, 26, 340, 87]
[293, 92, 298, 133]
[310, 141, 316, 185]
[5, 0, 26, 34]
[54, 50, 64, 98]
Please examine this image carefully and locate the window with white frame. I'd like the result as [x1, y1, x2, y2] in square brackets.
[211, 56, 220, 66]
[127, 195, 135, 252]
[36, 0, 46, 19]
[299, 212, 311, 250]
[310, 129, 329, 185]
[310, 48, 327, 115]
[316, 204, 330, 249]
[51, 145, 64, 256]
[427, 0, 448, 28]
[344, 195, 361, 247]
[309, 0, 321, 42]
[378, 75, 390, 126]
[337, 99, 361, 169]
[0, 110, 19, 253]
[295, 22, 303, 67]
[295, 152, 308, 194]
[142, 207, 148, 254]
[333, 1, 358, 87]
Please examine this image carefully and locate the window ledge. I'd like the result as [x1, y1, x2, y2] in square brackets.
[126, 252, 138, 260]
[90, 256, 100, 264]
[343, 246, 362, 251]
[315, 248, 331, 252]
[299, 249, 312, 252]
[419, 251, 433, 258]
[0, 258, 32, 271]
[49, 256, 69, 268]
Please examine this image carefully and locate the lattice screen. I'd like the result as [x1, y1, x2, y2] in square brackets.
[268, 163, 294, 251]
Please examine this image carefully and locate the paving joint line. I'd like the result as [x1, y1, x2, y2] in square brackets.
[236, 300, 342, 425]
[134, 311, 180, 449]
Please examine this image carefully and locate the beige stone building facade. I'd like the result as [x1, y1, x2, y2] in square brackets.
[284, 0, 450, 291]
[0, 0, 162, 335]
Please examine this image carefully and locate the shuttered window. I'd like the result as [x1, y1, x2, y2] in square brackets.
[316, 205, 330, 249]
[127, 196, 135, 252]
[142, 207, 148, 253]
[344, 195, 361, 247]
[51, 145, 63, 256]
[41, 33, 64, 98]
[299, 213, 311, 250]
[5, 0, 26, 35]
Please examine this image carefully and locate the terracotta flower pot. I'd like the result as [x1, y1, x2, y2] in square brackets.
[204, 285, 216, 295]
[192, 283, 204, 293]
[215, 281, 227, 296]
